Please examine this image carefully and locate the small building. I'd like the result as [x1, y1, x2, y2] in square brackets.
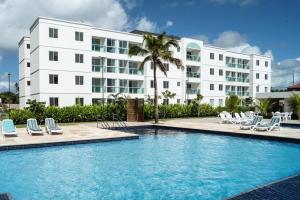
[288, 83, 300, 91]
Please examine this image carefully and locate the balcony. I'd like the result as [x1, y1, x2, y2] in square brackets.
[226, 76, 250, 83]
[226, 63, 236, 68]
[186, 88, 200, 94]
[106, 66, 118, 73]
[129, 68, 143, 75]
[118, 48, 128, 54]
[226, 63, 250, 69]
[187, 72, 200, 78]
[92, 65, 106, 72]
[226, 91, 250, 96]
[92, 44, 106, 52]
[186, 55, 200, 62]
[106, 86, 118, 93]
[92, 86, 105, 93]
[129, 87, 144, 94]
[107, 46, 116, 53]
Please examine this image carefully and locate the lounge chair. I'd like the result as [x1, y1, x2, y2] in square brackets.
[240, 116, 263, 130]
[45, 118, 63, 134]
[1, 119, 17, 136]
[234, 113, 248, 124]
[219, 113, 234, 124]
[27, 118, 43, 135]
[254, 116, 281, 132]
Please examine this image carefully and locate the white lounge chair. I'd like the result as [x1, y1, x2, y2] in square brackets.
[240, 116, 263, 130]
[45, 118, 63, 134]
[1, 119, 17, 136]
[219, 113, 234, 124]
[254, 116, 281, 132]
[27, 118, 43, 135]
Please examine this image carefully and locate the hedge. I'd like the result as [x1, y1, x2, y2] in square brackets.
[9, 103, 252, 124]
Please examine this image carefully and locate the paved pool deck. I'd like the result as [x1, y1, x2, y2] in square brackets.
[0, 117, 299, 150]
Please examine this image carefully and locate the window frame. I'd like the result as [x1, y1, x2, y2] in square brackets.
[75, 76, 84, 85]
[75, 31, 84, 41]
[49, 28, 58, 38]
[75, 53, 84, 63]
[49, 97, 59, 106]
[49, 74, 58, 84]
[49, 51, 58, 61]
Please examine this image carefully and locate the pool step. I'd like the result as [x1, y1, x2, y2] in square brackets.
[0, 193, 13, 200]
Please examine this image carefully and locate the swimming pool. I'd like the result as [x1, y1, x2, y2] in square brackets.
[1, 128, 300, 200]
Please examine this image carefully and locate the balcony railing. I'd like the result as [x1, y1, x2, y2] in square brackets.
[92, 44, 106, 52]
[106, 66, 118, 73]
[92, 65, 106, 72]
[118, 48, 128, 54]
[92, 86, 105, 93]
[226, 76, 250, 83]
[187, 72, 200, 78]
[129, 87, 144, 94]
[226, 63, 250, 69]
[106, 86, 118, 93]
[186, 55, 200, 62]
[186, 88, 200, 94]
[107, 46, 116, 53]
[226, 91, 250, 96]
[129, 68, 143, 75]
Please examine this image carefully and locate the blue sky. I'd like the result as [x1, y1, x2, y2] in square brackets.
[0, 0, 299, 91]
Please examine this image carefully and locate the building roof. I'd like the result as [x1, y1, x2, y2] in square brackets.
[288, 83, 300, 89]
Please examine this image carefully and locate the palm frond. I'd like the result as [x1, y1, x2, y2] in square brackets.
[163, 39, 179, 49]
[128, 45, 148, 57]
[156, 59, 167, 76]
[165, 57, 184, 70]
[139, 55, 152, 70]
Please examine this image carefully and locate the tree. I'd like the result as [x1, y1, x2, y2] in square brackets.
[26, 100, 46, 123]
[287, 93, 300, 119]
[0, 91, 18, 104]
[244, 97, 253, 107]
[129, 32, 183, 123]
[161, 90, 176, 105]
[225, 95, 240, 113]
[256, 99, 272, 117]
[192, 93, 204, 117]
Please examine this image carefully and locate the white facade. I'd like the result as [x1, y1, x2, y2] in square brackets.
[19, 17, 271, 108]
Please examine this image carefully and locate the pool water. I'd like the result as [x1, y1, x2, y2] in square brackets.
[1, 128, 300, 200]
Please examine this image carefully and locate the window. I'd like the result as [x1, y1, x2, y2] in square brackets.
[75, 54, 84, 63]
[49, 97, 59, 106]
[210, 99, 214, 106]
[49, 28, 58, 38]
[150, 80, 154, 88]
[49, 74, 58, 84]
[219, 99, 223, 106]
[265, 87, 268, 92]
[265, 61, 268, 67]
[150, 62, 154, 70]
[26, 44, 30, 49]
[163, 99, 169, 105]
[210, 84, 214, 91]
[177, 99, 180, 104]
[119, 40, 128, 54]
[177, 47, 180, 52]
[27, 81, 30, 86]
[177, 82, 180, 86]
[256, 73, 259, 79]
[107, 38, 116, 53]
[256, 60, 260, 66]
[75, 76, 84, 85]
[75, 31, 83, 41]
[219, 69, 223, 76]
[92, 98, 104, 105]
[164, 63, 169, 71]
[219, 84, 223, 91]
[49, 51, 58, 61]
[163, 81, 169, 89]
[210, 68, 214, 75]
[256, 85, 259, 92]
[210, 53, 214, 60]
[27, 62, 30, 67]
[265, 74, 268, 80]
[219, 54, 223, 61]
[75, 97, 84, 106]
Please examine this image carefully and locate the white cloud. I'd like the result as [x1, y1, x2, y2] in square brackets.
[191, 34, 210, 44]
[136, 17, 157, 32]
[165, 20, 174, 28]
[272, 58, 300, 87]
[0, 72, 14, 91]
[0, 55, 3, 64]
[0, 0, 157, 50]
[213, 31, 247, 48]
[209, 0, 256, 6]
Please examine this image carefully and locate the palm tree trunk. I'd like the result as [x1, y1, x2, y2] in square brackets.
[154, 64, 159, 123]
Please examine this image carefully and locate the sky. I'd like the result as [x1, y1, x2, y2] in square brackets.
[0, 0, 299, 92]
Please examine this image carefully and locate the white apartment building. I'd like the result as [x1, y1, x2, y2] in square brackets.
[19, 17, 271, 108]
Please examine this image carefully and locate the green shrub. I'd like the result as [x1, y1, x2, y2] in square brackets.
[10, 109, 34, 124]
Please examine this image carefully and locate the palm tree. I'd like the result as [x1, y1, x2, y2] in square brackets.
[287, 93, 300, 119]
[225, 95, 240, 113]
[161, 90, 176, 105]
[129, 33, 183, 123]
[192, 93, 203, 117]
[256, 99, 272, 117]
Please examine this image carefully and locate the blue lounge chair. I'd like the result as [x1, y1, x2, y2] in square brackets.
[240, 116, 263, 130]
[27, 118, 43, 135]
[45, 118, 63, 134]
[1, 119, 17, 136]
[254, 116, 281, 132]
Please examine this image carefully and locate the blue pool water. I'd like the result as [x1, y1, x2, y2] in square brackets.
[1, 128, 300, 200]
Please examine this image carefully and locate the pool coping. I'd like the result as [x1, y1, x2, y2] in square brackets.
[0, 135, 139, 151]
[122, 124, 300, 144]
